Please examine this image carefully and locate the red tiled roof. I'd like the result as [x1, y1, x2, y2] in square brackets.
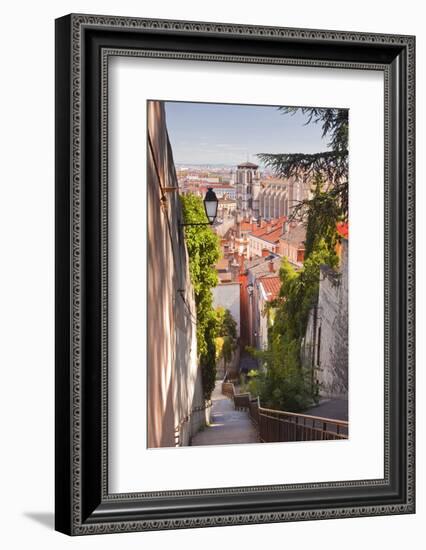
[261, 227, 283, 243]
[240, 221, 253, 231]
[336, 222, 349, 239]
[250, 216, 287, 243]
[259, 276, 281, 301]
[250, 226, 266, 238]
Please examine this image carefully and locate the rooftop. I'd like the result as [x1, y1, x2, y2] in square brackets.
[260, 178, 289, 187]
[237, 162, 259, 169]
[246, 253, 278, 270]
[249, 256, 282, 277]
[259, 276, 281, 302]
[280, 223, 306, 246]
[249, 216, 287, 243]
[240, 220, 253, 232]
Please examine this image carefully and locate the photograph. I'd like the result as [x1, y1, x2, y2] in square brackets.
[147, 100, 349, 448]
[52, 10, 415, 537]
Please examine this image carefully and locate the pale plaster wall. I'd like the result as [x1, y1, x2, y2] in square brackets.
[302, 240, 349, 399]
[147, 101, 210, 448]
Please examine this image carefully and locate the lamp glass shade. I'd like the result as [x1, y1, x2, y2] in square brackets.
[203, 188, 218, 224]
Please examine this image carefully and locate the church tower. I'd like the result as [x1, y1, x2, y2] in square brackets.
[235, 161, 260, 220]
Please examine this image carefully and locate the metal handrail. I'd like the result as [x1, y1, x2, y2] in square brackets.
[258, 406, 348, 429]
[221, 380, 348, 441]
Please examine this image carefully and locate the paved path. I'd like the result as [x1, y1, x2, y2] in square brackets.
[191, 381, 258, 446]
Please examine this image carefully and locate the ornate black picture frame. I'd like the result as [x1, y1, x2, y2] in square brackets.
[55, 14, 415, 535]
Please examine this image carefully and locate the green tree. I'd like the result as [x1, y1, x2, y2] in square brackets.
[180, 194, 220, 400]
[215, 307, 238, 371]
[303, 173, 340, 260]
[215, 307, 238, 341]
[221, 337, 233, 370]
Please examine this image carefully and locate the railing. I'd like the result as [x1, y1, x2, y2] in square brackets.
[233, 392, 251, 410]
[221, 381, 235, 399]
[257, 407, 348, 442]
[221, 382, 348, 442]
[248, 397, 260, 426]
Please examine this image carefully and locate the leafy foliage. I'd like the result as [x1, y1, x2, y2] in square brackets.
[180, 193, 220, 399]
[302, 173, 340, 259]
[215, 307, 237, 341]
[180, 194, 220, 301]
[215, 307, 238, 369]
[200, 313, 219, 401]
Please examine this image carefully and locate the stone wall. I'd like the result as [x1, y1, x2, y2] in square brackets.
[302, 239, 349, 399]
[147, 100, 210, 448]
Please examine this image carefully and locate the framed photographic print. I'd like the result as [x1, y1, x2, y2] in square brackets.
[55, 14, 415, 535]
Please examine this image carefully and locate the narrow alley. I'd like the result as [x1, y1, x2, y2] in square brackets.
[191, 380, 258, 446]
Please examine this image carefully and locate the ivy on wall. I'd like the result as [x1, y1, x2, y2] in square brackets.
[248, 175, 341, 412]
[180, 194, 220, 400]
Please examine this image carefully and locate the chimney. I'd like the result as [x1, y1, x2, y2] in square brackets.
[266, 223, 272, 234]
[268, 259, 275, 273]
[262, 248, 270, 258]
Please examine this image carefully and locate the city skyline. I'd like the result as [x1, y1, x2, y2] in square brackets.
[165, 101, 337, 165]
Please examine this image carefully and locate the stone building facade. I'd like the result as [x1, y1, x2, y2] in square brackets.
[147, 100, 210, 448]
[302, 239, 349, 399]
[258, 176, 311, 220]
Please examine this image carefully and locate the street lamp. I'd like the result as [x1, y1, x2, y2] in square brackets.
[204, 187, 219, 224]
[181, 187, 219, 226]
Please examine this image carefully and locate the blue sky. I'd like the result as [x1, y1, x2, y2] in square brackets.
[164, 101, 335, 166]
